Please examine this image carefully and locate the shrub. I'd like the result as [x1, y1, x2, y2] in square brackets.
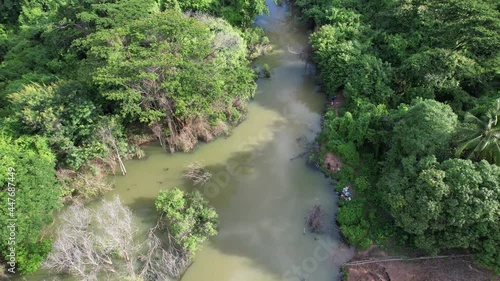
[155, 188, 218, 256]
[262, 63, 271, 78]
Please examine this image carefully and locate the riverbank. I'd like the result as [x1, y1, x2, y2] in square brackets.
[342, 246, 500, 281]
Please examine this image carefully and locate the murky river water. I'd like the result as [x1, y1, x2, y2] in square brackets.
[19, 1, 353, 280]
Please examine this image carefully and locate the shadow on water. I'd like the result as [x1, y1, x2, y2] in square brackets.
[180, 129, 351, 280]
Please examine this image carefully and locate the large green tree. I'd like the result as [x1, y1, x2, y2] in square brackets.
[390, 99, 458, 160]
[383, 157, 500, 272]
[83, 10, 255, 152]
[0, 134, 61, 274]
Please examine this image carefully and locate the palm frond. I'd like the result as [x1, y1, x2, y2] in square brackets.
[456, 135, 482, 157]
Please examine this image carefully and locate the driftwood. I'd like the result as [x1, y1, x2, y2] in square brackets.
[305, 204, 325, 234]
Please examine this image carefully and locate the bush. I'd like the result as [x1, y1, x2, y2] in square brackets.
[354, 176, 370, 195]
[337, 199, 372, 248]
[155, 188, 218, 256]
[336, 142, 359, 167]
[262, 63, 271, 78]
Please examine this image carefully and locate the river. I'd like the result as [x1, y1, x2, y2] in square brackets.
[19, 1, 353, 280]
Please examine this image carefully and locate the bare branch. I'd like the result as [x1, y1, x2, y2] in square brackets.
[183, 162, 212, 186]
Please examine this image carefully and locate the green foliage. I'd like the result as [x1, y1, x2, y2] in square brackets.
[163, 0, 268, 27]
[383, 157, 500, 268]
[8, 81, 106, 169]
[262, 63, 271, 78]
[390, 99, 458, 160]
[336, 142, 359, 166]
[155, 188, 218, 256]
[240, 27, 271, 59]
[300, 0, 500, 273]
[0, 0, 264, 277]
[309, 24, 362, 94]
[337, 199, 372, 249]
[83, 10, 255, 151]
[0, 134, 61, 274]
[456, 99, 500, 165]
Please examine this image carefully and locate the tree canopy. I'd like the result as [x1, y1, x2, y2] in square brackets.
[0, 134, 61, 274]
[83, 10, 255, 152]
[297, 0, 500, 273]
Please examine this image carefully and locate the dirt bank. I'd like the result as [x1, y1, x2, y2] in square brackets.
[344, 247, 499, 281]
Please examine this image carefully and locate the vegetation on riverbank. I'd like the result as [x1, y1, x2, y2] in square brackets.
[293, 0, 500, 274]
[43, 191, 217, 280]
[0, 0, 266, 275]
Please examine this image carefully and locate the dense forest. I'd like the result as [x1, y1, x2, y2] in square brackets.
[0, 0, 267, 276]
[292, 0, 500, 274]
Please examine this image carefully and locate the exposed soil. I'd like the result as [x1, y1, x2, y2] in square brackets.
[328, 91, 345, 116]
[345, 247, 500, 281]
[324, 151, 343, 173]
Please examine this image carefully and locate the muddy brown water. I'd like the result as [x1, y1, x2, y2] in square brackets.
[17, 1, 354, 280]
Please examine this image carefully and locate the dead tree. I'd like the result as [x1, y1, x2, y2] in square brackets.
[305, 204, 325, 234]
[183, 161, 212, 186]
[97, 120, 127, 176]
[43, 204, 103, 281]
[94, 197, 136, 276]
[138, 216, 188, 280]
[43, 197, 136, 280]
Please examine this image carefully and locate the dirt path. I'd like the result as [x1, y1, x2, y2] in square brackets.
[345, 247, 499, 281]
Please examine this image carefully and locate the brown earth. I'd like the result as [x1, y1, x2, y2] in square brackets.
[345, 247, 500, 281]
[329, 91, 346, 116]
[324, 151, 343, 173]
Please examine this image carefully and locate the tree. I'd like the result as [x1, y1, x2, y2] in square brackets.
[309, 22, 363, 95]
[456, 98, 500, 165]
[383, 157, 500, 272]
[155, 188, 218, 256]
[8, 81, 103, 169]
[43, 197, 137, 281]
[390, 99, 458, 160]
[0, 134, 61, 274]
[83, 10, 255, 152]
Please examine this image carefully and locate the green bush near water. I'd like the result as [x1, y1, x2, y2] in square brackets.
[155, 188, 218, 256]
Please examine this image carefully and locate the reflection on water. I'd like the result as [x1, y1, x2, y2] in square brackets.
[19, 1, 353, 280]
